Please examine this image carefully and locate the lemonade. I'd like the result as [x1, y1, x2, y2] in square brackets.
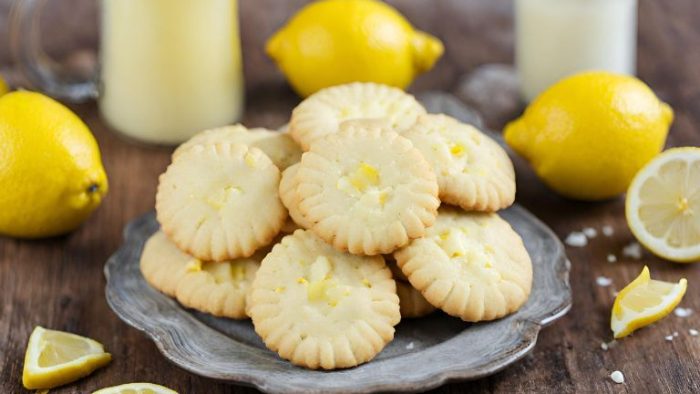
[515, 0, 637, 101]
[100, 0, 244, 144]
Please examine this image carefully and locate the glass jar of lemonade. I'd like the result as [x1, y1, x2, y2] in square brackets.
[515, 0, 637, 102]
[11, 0, 244, 145]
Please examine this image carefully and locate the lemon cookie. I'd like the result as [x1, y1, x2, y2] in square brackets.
[248, 230, 400, 370]
[395, 208, 532, 322]
[140, 231, 261, 319]
[140, 231, 191, 297]
[173, 125, 302, 170]
[384, 258, 435, 318]
[396, 280, 436, 318]
[296, 125, 439, 255]
[289, 82, 426, 150]
[403, 114, 516, 212]
[156, 142, 286, 261]
[279, 163, 314, 229]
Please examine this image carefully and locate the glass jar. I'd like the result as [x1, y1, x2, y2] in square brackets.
[11, 0, 245, 145]
[515, 0, 637, 102]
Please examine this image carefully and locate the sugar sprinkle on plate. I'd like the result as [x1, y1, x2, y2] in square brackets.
[674, 307, 693, 318]
[689, 329, 698, 336]
[602, 225, 614, 237]
[664, 335, 674, 341]
[596, 276, 612, 287]
[622, 242, 643, 260]
[600, 340, 616, 351]
[565, 231, 588, 247]
[600, 339, 617, 351]
[607, 254, 617, 263]
[610, 370, 624, 384]
[583, 227, 598, 238]
[405, 342, 415, 350]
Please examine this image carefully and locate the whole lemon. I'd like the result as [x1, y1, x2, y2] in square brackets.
[0, 91, 108, 238]
[504, 72, 673, 201]
[266, 0, 443, 97]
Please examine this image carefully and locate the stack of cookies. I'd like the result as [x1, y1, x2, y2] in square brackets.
[140, 82, 533, 371]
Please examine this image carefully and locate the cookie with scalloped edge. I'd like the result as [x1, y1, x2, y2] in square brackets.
[289, 82, 426, 150]
[384, 257, 435, 318]
[156, 142, 286, 261]
[396, 280, 436, 318]
[279, 163, 314, 230]
[395, 207, 532, 322]
[140, 231, 191, 297]
[402, 114, 515, 212]
[140, 231, 262, 319]
[248, 230, 400, 370]
[173, 125, 302, 170]
[296, 125, 439, 255]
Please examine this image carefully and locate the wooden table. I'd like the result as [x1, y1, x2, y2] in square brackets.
[2, 1, 700, 392]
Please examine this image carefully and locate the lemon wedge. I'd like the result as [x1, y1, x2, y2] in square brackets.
[92, 383, 178, 394]
[611, 266, 687, 338]
[22, 326, 112, 389]
[626, 147, 700, 262]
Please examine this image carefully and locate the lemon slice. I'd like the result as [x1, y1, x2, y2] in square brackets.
[92, 383, 178, 394]
[626, 147, 700, 262]
[22, 326, 112, 389]
[611, 266, 687, 338]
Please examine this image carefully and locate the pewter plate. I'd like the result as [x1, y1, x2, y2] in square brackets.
[103, 93, 571, 393]
[104, 207, 570, 394]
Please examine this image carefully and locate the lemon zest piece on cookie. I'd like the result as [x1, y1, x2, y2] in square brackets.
[338, 162, 381, 194]
[244, 152, 257, 168]
[206, 185, 242, 210]
[185, 259, 202, 272]
[307, 279, 334, 301]
[449, 142, 465, 157]
[378, 190, 389, 206]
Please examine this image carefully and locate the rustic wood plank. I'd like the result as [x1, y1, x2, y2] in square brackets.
[1, 0, 700, 393]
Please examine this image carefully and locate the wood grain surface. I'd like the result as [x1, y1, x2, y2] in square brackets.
[1, 0, 700, 393]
